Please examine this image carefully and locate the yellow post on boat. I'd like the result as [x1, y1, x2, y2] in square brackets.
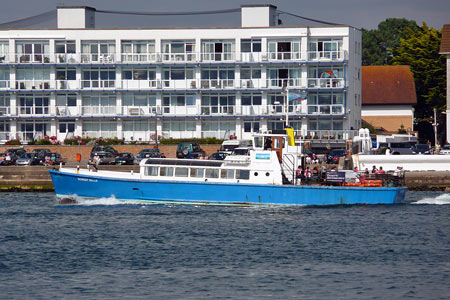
[285, 127, 295, 146]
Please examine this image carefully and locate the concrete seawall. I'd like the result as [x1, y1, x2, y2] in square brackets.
[1, 165, 449, 192]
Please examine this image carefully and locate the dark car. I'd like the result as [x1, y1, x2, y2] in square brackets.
[90, 145, 118, 157]
[208, 151, 229, 160]
[134, 148, 166, 164]
[42, 152, 66, 166]
[412, 144, 431, 155]
[115, 152, 135, 165]
[32, 148, 51, 160]
[326, 149, 347, 164]
[176, 142, 206, 159]
[5, 148, 27, 159]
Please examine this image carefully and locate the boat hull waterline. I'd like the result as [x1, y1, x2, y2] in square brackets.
[49, 170, 407, 206]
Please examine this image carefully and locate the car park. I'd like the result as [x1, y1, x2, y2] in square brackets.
[176, 142, 206, 159]
[15, 152, 41, 166]
[208, 151, 229, 160]
[326, 149, 347, 164]
[115, 152, 135, 165]
[134, 148, 166, 164]
[439, 144, 450, 155]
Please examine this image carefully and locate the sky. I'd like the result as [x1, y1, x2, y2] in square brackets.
[0, 0, 449, 30]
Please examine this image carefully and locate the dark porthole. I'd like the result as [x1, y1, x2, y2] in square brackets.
[254, 172, 258, 176]
[265, 172, 270, 176]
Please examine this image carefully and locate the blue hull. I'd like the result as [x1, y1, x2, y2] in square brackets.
[49, 170, 407, 206]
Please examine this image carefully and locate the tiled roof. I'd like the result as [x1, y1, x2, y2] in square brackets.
[362, 65, 416, 105]
[439, 24, 450, 53]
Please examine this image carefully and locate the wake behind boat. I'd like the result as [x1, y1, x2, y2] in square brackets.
[49, 130, 407, 206]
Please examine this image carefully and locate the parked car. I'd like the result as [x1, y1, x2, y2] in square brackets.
[88, 151, 116, 165]
[115, 152, 135, 165]
[42, 152, 66, 166]
[412, 144, 431, 155]
[5, 148, 27, 160]
[208, 151, 229, 160]
[176, 142, 205, 159]
[439, 144, 450, 155]
[326, 149, 347, 164]
[15, 152, 41, 166]
[90, 145, 118, 157]
[134, 148, 166, 164]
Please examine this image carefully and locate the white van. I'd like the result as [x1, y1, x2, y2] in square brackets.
[220, 140, 252, 154]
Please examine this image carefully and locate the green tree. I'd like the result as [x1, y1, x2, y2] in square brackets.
[362, 18, 418, 65]
[391, 23, 446, 119]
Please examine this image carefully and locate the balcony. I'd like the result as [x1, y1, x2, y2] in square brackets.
[81, 53, 116, 64]
[0, 80, 10, 89]
[17, 106, 50, 116]
[81, 106, 120, 116]
[16, 54, 51, 64]
[307, 104, 344, 115]
[0, 106, 10, 116]
[307, 78, 345, 89]
[81, 80, 116, 90]
[266, 78, 305, 89]
[15, 80, 51, 90]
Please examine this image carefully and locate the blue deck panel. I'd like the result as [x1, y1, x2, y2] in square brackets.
[49, 170, 407, 206]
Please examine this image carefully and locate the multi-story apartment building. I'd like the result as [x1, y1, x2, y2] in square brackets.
[0, 4, 362, 144]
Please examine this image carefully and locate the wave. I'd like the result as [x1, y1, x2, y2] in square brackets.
[58, 195, 151, 206]
[412, 193, 450, 205]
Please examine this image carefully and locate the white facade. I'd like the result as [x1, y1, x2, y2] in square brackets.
[0, 5, 361, 143]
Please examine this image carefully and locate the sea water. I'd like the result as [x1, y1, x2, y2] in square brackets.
[0, 191, 449, 299]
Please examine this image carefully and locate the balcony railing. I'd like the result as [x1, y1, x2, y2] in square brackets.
[17, 106, 50, 115]
[16, 54, 51, 63]
[0, 132, 10, 141]
[81, 106, 119, 115]
[307, 78, 345, 89]
[0, 80, 10, 88]
[307, 104, 344, 115]
[2, 50, 348, 64]
[81, 80, 115, 89]
[15, 80, 51, 90]
[82, 131, 118, 138]
[81, 53, 116, 64]
[0, 106, 10, 116]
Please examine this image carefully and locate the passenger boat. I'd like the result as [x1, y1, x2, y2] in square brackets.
[49, 130, 407, 206]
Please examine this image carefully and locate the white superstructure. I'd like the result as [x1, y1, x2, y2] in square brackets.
[0, 4, 361, 144]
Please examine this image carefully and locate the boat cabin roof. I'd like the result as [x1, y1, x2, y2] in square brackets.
[144, 158, 223, 167]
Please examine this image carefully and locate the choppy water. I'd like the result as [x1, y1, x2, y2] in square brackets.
[0, 191, 449, 299]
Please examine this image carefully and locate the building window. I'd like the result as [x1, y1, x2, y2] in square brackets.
[82, 121, 117, 138]
[308, 38, 343, 60]
[244, 121, 260, 133]
[0, 95, 10, 115]
[0, 67, 10, 88]
[0, 41, 9, 60]
[18, 94, 49, 115]
[241, 39, 261, 53]
[201, 94, 235, 115]
[82, 67, 116, 88]
[241, 93, 262, 106]
[82, 94, 116, 115]
[81, 41, 115, 63]
[202, 120, 236, 138]
[268, 40, 301, 60]
[18, 121, 49, 141]
[201, 67, 235, 88]
[55, 40, 76, 63]
[16, 41, 50, 63]
[121, 40, 155, 62]
[201, 40, 235, 61]
[0, 120, 10, 140]
[16, 67, 50, 89]
[162, 40, 196, 62]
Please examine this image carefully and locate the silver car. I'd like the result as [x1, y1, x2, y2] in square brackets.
[15, 152, 40, 166]
[439, 144, 450, 155]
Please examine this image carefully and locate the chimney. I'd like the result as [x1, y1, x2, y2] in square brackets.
[241, 4, 277, 28]
[57, 6, 96, 29]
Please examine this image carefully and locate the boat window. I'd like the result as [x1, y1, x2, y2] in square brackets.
[220, 169, 234, 179]
[236, 169, 250, 180]
[254, 137, 263, 148]
[205, 168, 219, 178]
[160, 166, 174, 176]
[190, 168, 204, 178]
[145, 166, 159, 176]
[175, 167, 189, 177]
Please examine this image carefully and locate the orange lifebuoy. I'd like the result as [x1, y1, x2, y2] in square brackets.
[76, 153, 81, 162]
